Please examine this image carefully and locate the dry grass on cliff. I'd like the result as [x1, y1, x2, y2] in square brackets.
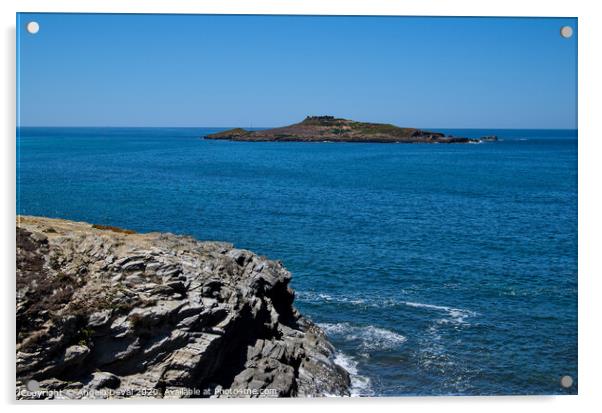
[92, 224, 136, 234]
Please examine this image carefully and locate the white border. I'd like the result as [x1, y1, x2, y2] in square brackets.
[0, 0, 587, 17]
[2, 1, 601, 413]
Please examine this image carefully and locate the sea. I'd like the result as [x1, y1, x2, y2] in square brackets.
[16, 127, 578, 396]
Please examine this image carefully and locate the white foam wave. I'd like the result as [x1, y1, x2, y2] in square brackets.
[333, 352, 373, 396]
[296, 291, 367, 305]
[403, 301, 477, 324]
[298, 291, 477, 325]
[319, 322, 407, 351]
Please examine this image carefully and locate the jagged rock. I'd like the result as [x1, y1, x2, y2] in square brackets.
[88, 372, 121, 390]
[63, 345, 90, 364]
[88, 310, 112, 329]
[229, 358, 296, 397]
[122, 260, 146, 272]
[16, 216, 350, 399]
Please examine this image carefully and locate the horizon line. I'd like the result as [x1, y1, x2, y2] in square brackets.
[16, 125, 578, 131]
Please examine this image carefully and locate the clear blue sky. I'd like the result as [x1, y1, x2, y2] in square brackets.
[17, 13, 577, 128]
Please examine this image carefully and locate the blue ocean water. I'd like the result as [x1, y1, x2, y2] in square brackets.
[16, 127, 577, 396]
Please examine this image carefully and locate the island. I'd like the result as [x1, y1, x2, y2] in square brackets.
[16, 216, 350, 398]
[205, 116, 497, 144]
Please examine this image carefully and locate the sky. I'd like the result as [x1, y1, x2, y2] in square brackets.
[17, 14, 577, 128]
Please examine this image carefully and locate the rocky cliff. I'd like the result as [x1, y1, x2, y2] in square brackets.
[205, 115, 483, 143]
[16, 216, 350, 399]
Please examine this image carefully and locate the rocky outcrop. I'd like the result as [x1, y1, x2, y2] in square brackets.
[205, 115, 483, 144]
[16, 216, 350, 399]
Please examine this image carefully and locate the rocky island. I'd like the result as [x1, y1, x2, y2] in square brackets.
[16, 216, 350, 399]
[205, 116, 496, 144]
